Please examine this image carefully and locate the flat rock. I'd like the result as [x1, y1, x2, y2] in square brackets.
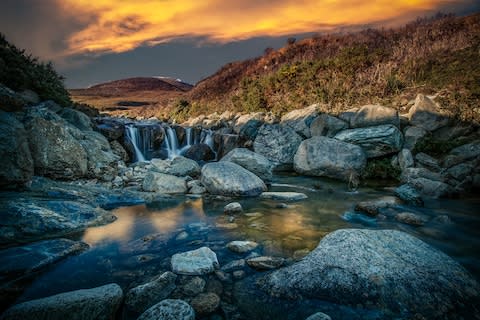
[395, 212, 426, 226]
[137, 299, 195, 320]
[247, 256, 285, 270]
[222, 259, 246, 272]
[260, 192, 307, 202]
[1, 283, 123, 320]
[259, 229, 480, 318]
[354, 196, 402, 216]
[125, 271, 177, 313]
[227, 241, 258, 253]
[171, 247, 219, 275]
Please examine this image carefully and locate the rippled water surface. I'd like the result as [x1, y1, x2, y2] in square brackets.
[14, 174, 480, 319]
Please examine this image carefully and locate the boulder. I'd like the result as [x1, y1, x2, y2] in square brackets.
[309, 114, 348, 137]
[224, 202, 243, 214]
[24, 108, 88, 179]
[407, 177, 453, 198]
[415, 152, 441, 171]
[239, 119, 263, 140]
[0, 239, 88, 282]
[180, 277, 205, 296]
[94, 120, 124, 141]
[394, 184, 424, 206]
[400, 167, 443, 183]
[201, 162, 267, 197]
[350, 104, 399, 128]
[59, 108, 92, 131]
[1, 283, 123, 320]
[142, 172, 188, 194]
[253, 124, 303, 171]
[213, 133, 245, 160]
[221, 148, 273, 182]
[187, 180, 206, 194]
[280, 104, 319, 138]
[408, 94, 449, 131]
[233, 112, 265, 133]
[151, 156, 200, 177]
[403, 126, 427, 150]
[293, 136, 366, 182]
[259, 192, 307, 202]
[334, 124, 403, 158]
[259, 229, 480, 318]
[171, 247, 219, 275]
[183, 143, 215, 161]
[125, 271, 177, 313]
[190, 293, 220, 315]
[79, 131, 119, 181]
[227, 241, 258, 253]
[398, 148, 414, 171]
[110, 140, 129, 162]
[137, 299, 195, 320]
[443, 140, 480, 168]
[395, 212, 426, 226]
[305, 312, 332, 320]
[354, 196, 402, 216]
[0, 111, 33, 188]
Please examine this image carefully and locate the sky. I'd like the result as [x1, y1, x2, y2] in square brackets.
[0, 0, 479, 88]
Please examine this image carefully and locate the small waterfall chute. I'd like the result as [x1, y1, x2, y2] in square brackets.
[125, 125, 146, 162]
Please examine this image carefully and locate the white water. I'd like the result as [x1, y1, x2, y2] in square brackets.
[165, 127, 180, 159]
[125, 125, 146, 162]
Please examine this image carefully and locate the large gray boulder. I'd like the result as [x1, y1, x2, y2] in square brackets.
[221, 148, 273, 183]
[1, 283, 123, 320]
[350, 104, 399, 128]
[280, 104, 319, 138]
[151, 156, 201, 177]
[233, 112, 265, 133]
[403, 126, 427, 150]
[142, 172, 188, 194]
[408, 94, 449, 131]
[171, 247, 219, 275]
[334, 124, 403, 158]
[125, 271, 177, 313]
[253, 124, 303, 171]
[0, 111, 33, 188]
[201, 161, 266, 197]
[78, 131, 119, 181]
[259, 229, 480, 319]
[309, 114, 348, 138]
[59, 108, 92, 131]
[24, 108, 88, 179]
[137, 299, 195, 320]
[293, 136, 366, 182]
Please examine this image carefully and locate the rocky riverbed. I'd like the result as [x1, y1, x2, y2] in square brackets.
[1, 93, 480, 319]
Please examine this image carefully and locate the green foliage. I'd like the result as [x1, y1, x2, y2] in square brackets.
[0, 33, 71, 106]
[362, 157, 401, 181]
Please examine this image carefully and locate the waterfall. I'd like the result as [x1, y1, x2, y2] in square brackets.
[203, 129, 214, 149]
[125, 125, 146, 162]
[165, 127, 180, 159]
[185, 127, 193, 146]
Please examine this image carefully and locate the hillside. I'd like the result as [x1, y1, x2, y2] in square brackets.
[69, 77, 192, 115]
[180, 13, 480, 123]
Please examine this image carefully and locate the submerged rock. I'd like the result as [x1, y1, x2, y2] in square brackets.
[259, 229, 480, 319]
[227, 241, 258, 253]
[394, 184, 424, 206]
[395, 212, 426, 226]
[224, 202, 243, 214]
[221, 148, 273, 183]
[190, 292, 220, 315]
[201, 161, 266, 197]
[171, 247, 219, 275]
[1, 283, 123, 320]
[354, 196, 402, 216]
[293, 136, 366, 182]
[137, 299, 195, 320]
[260, 192, 307, 202]
[247, 256, 285, 270]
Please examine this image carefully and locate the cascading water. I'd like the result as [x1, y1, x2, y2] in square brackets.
[125, 125, 146, 162]
[165, 127, 180, 159]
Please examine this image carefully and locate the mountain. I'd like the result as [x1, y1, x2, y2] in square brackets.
[184, 13, 480, 123]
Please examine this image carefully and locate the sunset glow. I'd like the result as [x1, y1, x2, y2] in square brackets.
[59, 0, 451, 55]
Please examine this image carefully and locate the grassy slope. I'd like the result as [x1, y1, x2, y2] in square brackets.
[180, 13, 480, 123]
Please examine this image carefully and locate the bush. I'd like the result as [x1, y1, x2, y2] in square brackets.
[0, 33, 71, 106]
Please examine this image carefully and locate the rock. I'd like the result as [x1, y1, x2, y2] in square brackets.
[354, 196, 402, 216]
[187, 180, 206, 194]
[401, 167, 443, 183]
[183, 143, 215, 161]
[213, 133, 246, 159]
[408, 94, 449, 131]
[446, 162, 475, 182]
[415, 152, 440, 171]
[233, 270, 246, 280]
[110, 140, 129, 162]
[309, 114, 348, 138]
[59, 108, 92, 131]
[0, 239, 88, 282]
[259, 229, 480, 318]
[181, 277, 206, 296]
[260, 192, 307, 202]
[1, 283, 123, 320]
[403, 126, 427, 150]
[221, 148, 273, 183]
[334, 124, 403, 158]
[142, 172, 188, 194]
[221, 259, 246, 272]
[151, 156, 201, 177]
[224, 202, 243, 214]
[433, 123, 475, 141]
[293, 136, 366, 182]
[137, 299, 195, 320]
[407, 177, 453, 198]
[201, 161, 267, 197]
[246, 256, 285, 270]
[443, 140, 480, 168]
[350, 104, 399, 128]
[227, 241, 258, 253]
[394, 184, 424, 206]
[190, 292, 220, 315]
[395, 212, 426, 226]
[79, 131, 120, 181]
[125, 271, 177, 313]
[94, 120, 124, 141]
[280, 104, 319, 138]
[0, 198, 116, 245]
[398, 149, 414, 171]
[0, 111, 33, 188]
[305, 312, 332, 320]
[24, 108, 88, 179]
[233, 112, 265, 133]
[253, 124, 303, 171]
[238, 119, 263, 140]
[171, 247, 219, 275]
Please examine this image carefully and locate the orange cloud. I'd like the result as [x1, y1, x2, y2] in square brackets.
[57, 0, 463, 55]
